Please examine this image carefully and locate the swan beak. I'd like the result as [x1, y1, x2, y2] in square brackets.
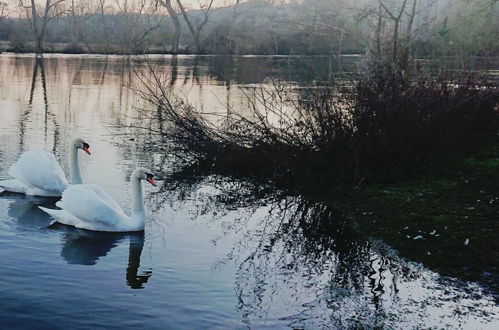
[82, 146, 91, 155]
[146, 177, 158, 186]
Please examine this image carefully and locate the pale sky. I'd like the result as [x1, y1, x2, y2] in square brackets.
[4, 0, 242, 17]
[8, 0, 239, 10]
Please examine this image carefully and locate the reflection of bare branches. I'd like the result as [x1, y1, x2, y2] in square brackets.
[120, 161, 417, 318]
[170, 55, 178, 86]
[229, 196, 421, 327]
[95, 57, 109, 105]
[28, 56, 39, 105]
[18, 56, 61, 154]
[21, 56, 43, 151]
[139, 170, 428, 326]
[40, 55, 50, 143]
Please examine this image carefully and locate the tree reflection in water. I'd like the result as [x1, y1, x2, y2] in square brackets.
[113, 65, 497, 327]
[148, 170, 496, 327]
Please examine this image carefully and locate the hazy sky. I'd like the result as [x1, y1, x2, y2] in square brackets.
[14, 0, 237, 9]
[5, 0, 239, 16]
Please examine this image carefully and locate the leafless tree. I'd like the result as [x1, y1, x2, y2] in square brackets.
[114, 0, 163, 53]
[176, 0, 215, 53]
[68, 0, 95, 52]
[0, 1, 8, 39]
[157, 0, 182, 53]
[377, 0, 411, 64]
[360, 0, 437, 70]
[0, 1, 7, 18]
[18, 0, 69, 53]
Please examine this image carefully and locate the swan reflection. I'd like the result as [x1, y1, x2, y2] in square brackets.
[0, 192, 152, 289]
[1, 192, 58, 228]
[58, 228, 152, 289]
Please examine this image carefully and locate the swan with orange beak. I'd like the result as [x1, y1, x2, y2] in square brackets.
[0, 137, 91, 196]
[39, 168, 158, 232]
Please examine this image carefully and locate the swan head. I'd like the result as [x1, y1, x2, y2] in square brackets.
[132, 168, 157, 186]
[72, 137, 91, 155]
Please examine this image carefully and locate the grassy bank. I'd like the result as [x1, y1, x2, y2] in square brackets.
[327, 141, 499, 295]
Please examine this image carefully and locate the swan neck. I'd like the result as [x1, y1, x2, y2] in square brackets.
[69, 146, 82, 184]
[131, 177, 145, 222]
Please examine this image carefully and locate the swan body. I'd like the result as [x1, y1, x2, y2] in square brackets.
[0, 138, 90, 197]
[39, 168, 157, 232]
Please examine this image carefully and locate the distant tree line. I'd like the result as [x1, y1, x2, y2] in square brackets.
[0, 0, 497, 59]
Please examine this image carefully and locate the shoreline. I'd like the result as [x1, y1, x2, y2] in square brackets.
[326, 142, 499, 298]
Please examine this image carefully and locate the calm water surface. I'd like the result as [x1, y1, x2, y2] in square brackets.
[0, 54, 498, 329]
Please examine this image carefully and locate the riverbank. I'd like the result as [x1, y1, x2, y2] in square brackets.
[0, 41, 179, 55]
[0, 41, 364, 56]
[327, 141, 499, 297]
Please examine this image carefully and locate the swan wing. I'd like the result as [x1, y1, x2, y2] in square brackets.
[0, 179, 27, 194]
[84, 184, 123, 212]
[38, 206, 84, 229]
[60, 184, 129, 228]
[8, 150, 69, 195]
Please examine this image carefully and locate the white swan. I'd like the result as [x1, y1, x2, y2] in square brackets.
[0, 138, 90, 197]
[39, 168, 157, 232]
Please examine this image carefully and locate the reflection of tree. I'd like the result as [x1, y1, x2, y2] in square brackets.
[208, 55, 234, 85]
[20, 55, 60, 153]
[19, 57, 39, 151]
[134, 170, 423, 326]
[59, 229, 152, 289]
[192, 55, 201, 85]
[170, 55, 178, 86]
[28, 56, 40, 105]
[234, 196, 428, 325]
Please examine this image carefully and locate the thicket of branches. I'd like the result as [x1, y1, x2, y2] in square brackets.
[133, 59, 499, 192]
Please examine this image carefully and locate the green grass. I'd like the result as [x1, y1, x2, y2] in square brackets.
[327, 143, 499, 293]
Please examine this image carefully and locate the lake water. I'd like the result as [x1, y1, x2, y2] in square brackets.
[0, 54, 497, 328]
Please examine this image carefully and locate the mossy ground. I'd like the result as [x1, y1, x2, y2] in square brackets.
[327, 143, 499, 295]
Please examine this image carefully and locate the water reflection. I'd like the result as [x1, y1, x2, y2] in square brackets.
[2, 192, 58, 229]
[152, 174, 498, 327]
[0, 189, 153, 289]
[126, 232, 153, 289]
[1, 54, 498, 328]
[57, 227, 152, 289]
[18, 55, 60, 154]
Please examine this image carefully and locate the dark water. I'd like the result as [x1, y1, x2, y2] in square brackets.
[0, 54, 497, 328]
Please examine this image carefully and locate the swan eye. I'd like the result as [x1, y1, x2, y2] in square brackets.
[146, 173, 153, 179]
[83, 142, 90, 149]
